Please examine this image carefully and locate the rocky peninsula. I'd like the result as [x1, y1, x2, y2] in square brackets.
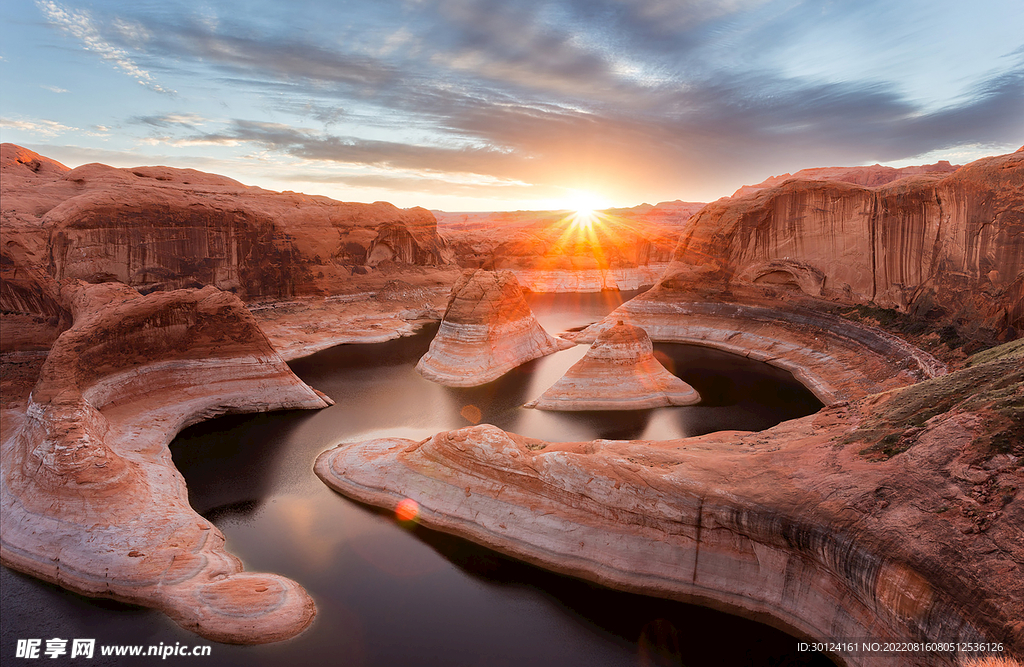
[2, 280, 330, 643]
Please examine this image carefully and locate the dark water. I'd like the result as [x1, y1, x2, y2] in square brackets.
[1, 292, 833, 666]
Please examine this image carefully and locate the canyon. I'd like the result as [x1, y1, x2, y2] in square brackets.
[1, 143, 1021, 664]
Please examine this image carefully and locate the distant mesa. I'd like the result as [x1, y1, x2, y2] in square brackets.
[415, 269, 574, 387]
[525, 320, 699, 410]
[435, 201, 706, 292]
[729, 160, 961, 198]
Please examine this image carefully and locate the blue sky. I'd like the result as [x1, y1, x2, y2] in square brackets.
[1, 0, 1022, 210]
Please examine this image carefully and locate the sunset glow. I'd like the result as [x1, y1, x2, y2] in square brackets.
[570, 209, 600, 231]
[1, 1, 1020, 210]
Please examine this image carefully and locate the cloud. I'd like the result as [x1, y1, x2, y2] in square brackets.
[186, 119, 528, 177]
[0, 117, 79, 137]
[40, 85, 69, 93]
[22, 0, 1021, 205]
[34, 0, 173, 94]
[277, 170, 544, 200]
[131, 112, 208, 129]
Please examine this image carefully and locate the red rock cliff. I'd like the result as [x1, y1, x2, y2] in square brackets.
[664, 150, 1024, 338]
[0, 144, 452, 302]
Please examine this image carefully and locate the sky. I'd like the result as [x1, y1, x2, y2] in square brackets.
[1, 0, 1022, 211]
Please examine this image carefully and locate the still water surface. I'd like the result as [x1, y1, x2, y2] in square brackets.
[1, 291, 832, 666]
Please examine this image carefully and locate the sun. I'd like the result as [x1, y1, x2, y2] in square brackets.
[571, 208, 600, 231]
[564, 190, 611, 213]
[562, 191, 610, 231]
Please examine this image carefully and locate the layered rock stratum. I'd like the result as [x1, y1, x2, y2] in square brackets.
[665, 149, 1023, 342]
[1, 143, 461, 360]
[317, 341, 1023, 667]
[0, 281, 331, 643]
[525, 321, 700, 410]
[0, 143, 451, 300]
[416, 269, 574, 386]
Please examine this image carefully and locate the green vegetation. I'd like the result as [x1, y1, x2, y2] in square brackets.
[967, 338, 1024, 366]
[847, 341, 1024, 461]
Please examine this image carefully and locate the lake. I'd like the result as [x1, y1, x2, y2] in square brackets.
[1, 291, 833, 666]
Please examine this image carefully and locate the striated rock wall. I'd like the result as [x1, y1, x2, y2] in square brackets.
[416, 269, 574, 386]
[525, 321, 699, 410]
[1, 281, 331, 643]
[568, 286, 947, 405]
[317, 343, 1024, 666]
[666, 150, 1024, 339]
[1, 144, 453, 304]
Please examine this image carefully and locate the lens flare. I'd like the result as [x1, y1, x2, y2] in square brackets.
[460, 404, 482, 424]
[395, 498, 419, 523]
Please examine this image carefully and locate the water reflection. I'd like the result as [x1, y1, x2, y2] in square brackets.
[2, 292, 834, 667]
[545, 409, 655, 441]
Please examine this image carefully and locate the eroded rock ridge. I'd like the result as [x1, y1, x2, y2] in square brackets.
[525, 320, 700, 410]
[416, 269, 574, 386]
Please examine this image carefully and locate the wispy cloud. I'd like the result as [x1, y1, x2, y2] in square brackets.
[34, 0, 173, 94]
[185, 119, 527, 177]
[40, 84, 69, 93]
[131, 112, 208, 129]
[0, 117, 79, 137]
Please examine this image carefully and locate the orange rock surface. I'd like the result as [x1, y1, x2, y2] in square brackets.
[672, 150, 1023, 340]
[1, 281, 331, 643]
[730, 160, 960, 197]
[525, 321, 699, 410]
[416, 269, 574, 386]
[317, 342, 1023, 667]
[0, 143, 452, 304]
[567, 286, 947, 405]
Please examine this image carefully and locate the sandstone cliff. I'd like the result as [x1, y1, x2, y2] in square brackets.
[1, 281, 331, 643]
[0, 144, 453, 304]
[416, 269, 574, 386]
[662, 150, 1023, 342]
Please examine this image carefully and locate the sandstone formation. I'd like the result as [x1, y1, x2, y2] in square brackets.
[566, 286, 948, 406]
[0, 143, 452, 306]
[437, 202, 704, 292]
[667, 150, 1023, 342]
[1, 143, 463, 367]
[524, 321, 700, 410]
[316, 341, 1023, 667]
[0, 281, 332, 643]
[415, 269, 574, 386]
